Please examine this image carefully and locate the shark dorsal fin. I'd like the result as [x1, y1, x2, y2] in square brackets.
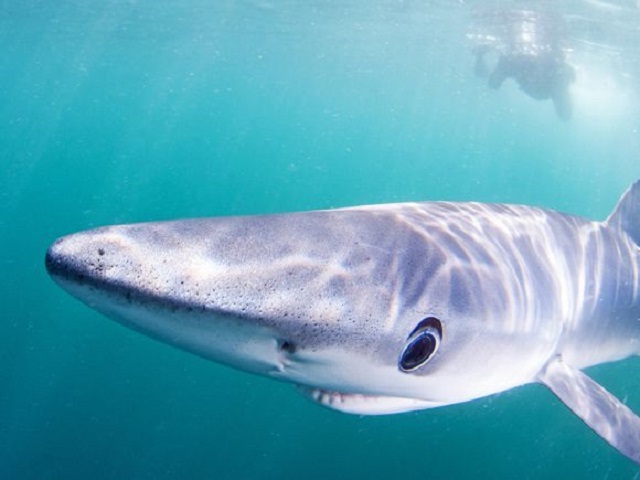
[538, 356, 640, 464]
[607, 180, 640, 246]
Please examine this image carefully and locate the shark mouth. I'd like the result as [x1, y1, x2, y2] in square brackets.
[296, 386, 441, 415]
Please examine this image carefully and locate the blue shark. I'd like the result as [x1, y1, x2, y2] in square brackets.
[45, 181, 640, 463]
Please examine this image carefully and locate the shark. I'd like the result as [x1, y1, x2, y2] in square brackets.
[45, 181, 640, 463]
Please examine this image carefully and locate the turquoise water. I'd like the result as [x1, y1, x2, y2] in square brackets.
[2, 0, 640, 478]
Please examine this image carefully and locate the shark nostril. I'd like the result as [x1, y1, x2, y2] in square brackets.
[279, 340, 296, 354]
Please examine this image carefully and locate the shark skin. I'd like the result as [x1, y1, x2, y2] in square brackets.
[45, 181, 640, 463]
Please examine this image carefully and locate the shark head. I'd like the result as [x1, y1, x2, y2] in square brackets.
[45, 205, 555, 415]
[45, 182, 640, 464]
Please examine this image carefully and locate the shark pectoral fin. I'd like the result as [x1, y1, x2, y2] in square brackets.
[538, 356, 640, 464]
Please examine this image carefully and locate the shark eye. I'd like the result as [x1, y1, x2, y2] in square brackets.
[399, 317, 442, 372]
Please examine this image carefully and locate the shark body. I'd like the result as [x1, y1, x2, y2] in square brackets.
[46, 181, 640, 462]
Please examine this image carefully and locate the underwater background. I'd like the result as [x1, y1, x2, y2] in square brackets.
[2, 0, 640, 478]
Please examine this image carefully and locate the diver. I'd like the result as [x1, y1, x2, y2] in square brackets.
[473, 10, 576, 120]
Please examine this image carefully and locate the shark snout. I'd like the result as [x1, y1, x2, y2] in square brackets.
[45, 229, 131, 291]
[45, 227, 294, 376]
[45, 237, 71, 278]
[45, 234, 101, 285]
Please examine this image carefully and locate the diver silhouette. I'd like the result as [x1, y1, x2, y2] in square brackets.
[474, 10, 576, 120]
